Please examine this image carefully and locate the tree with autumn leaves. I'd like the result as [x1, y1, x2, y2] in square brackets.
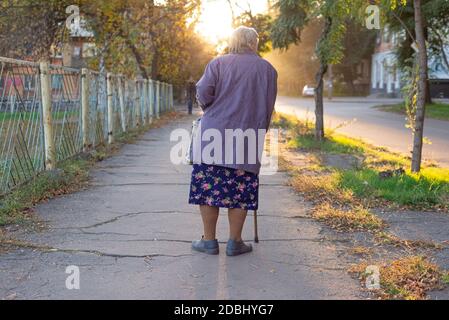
[271, 0, 431, 172]
[271, 0, 367, 141]
[0, 0, 77, 59]
[0, 0, 215, 85]
[83, 0, 214, 84]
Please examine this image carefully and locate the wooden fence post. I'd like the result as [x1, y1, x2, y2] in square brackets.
[165, 83, 169, 111]
[81, 68, 90, 152]
[149, 79, 154, 124]
[156, 81, 161, 119]
[39, 62, 56, 170]
[169, 84, 173, 110]
[117, 75, 126, 132]
[143, 79, 149, 125]
[163, 83, 166, 111]
[162, 83, 166, 112]
[135, 80, 141, 127]
[107, 73, 114, 144]
[160, 83, 164, 113]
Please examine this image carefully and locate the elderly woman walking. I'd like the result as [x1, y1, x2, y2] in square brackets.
[188, 26, 278, 256]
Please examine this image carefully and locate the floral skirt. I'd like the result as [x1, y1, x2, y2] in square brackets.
[189, 164, 259, 210]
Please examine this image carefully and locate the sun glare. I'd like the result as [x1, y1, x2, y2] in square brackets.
[196, 1, 234, 44]
[196, 0, 268, 46]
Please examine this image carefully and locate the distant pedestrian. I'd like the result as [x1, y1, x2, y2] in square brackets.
[186, 77, 196, 114]
[188, 26, 278, 256]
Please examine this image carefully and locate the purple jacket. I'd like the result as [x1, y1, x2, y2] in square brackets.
[195, 51, 278, 174]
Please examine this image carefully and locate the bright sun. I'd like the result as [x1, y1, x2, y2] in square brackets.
[195, 0, 268, 45]
[196, 1, 234, 44]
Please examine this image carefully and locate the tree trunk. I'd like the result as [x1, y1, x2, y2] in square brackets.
[424, 25, 432, 104]
[125, 38, 148, 79]
[327, 64, 333, 100]
[425, 79, 432, 104]
[314, 62, 327, 141]
[314, 16, 332, 141]
[151, 50, 159, 80]
[411, 0, 428, 173]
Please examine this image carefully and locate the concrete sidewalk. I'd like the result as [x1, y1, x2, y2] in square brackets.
[0, 112, 365, 300]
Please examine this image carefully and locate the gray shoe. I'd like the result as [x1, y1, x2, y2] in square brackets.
[226, 239, 253, 256]
[192, 237, 219, 255]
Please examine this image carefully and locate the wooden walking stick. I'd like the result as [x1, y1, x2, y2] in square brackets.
[254, 210, 259, 243]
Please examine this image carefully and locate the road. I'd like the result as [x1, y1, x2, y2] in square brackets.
[275, 96, 449, 168]
[0, 112, 364, 299]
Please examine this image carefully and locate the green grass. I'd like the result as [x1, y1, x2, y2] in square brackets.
[338, 168, 448, 207]
[0, 111, 78, 121]
[292, 133, 367, 155]
[376, 103, 449, 121]
[0, 158, 91, 225]
[442, 272, 449, 285]
[273, 113, 449, 209]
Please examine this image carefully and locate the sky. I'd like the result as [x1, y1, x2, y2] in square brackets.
[196, 0, 268, 44]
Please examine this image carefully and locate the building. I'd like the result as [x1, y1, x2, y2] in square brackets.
[371, 28, 449, 98]
[50, 18, 96, 68]
[371, 29, 401, 97]
[0, 21, 94, 111]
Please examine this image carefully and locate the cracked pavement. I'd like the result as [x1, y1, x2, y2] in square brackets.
[0, 112, 366, 300]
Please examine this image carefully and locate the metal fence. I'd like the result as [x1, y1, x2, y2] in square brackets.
[0, 56, 174, 195]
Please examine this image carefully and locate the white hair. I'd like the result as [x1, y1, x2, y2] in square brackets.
[229, 26, 259, 54]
